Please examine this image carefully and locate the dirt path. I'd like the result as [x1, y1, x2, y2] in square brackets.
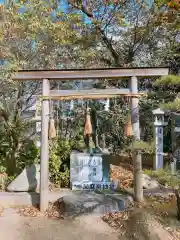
[0, 208, 119, 240]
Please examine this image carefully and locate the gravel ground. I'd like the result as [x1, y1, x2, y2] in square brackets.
[0, 207, 119, 240]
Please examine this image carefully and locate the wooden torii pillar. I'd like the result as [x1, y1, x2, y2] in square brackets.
[40, 79, 50, 212]
[130, 76, 143, 201]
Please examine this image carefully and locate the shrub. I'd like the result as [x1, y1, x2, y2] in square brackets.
[144, 167, 180, 221]
[49, 138, 72, 187]
[17, 140, 40, 174]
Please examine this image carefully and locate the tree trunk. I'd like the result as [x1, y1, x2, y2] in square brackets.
[6, 138, 19, 176]
[7, 152, 17, 176]
[6, 85, 24, 176]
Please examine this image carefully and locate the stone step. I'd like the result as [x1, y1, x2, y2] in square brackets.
[61, 191, 124, 218]
[95, 189, 134, 209]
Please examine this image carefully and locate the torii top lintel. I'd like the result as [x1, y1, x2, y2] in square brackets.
[12, 67, 169, 81]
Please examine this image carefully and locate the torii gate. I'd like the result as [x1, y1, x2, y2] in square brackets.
[12, 67, 169, 212]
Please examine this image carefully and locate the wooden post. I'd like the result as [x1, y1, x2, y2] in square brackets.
[40, 79, 50, 213]
[130, 76, 143, 202]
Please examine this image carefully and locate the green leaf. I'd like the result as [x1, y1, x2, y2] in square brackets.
[155, 75, 180, 86]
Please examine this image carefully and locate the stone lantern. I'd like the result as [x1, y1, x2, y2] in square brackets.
[152, 108, 168, 170]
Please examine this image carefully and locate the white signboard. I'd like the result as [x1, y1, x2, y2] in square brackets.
[70, 152, 117, 190]
[70, 153, 103, 182]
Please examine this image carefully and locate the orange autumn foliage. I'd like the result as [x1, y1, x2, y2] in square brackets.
[168, 0, 180, 10]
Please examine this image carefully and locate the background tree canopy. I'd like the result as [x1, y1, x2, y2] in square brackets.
[0, 0, 179, 185]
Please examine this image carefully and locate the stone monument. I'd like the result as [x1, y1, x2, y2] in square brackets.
[70, 151, 115, 190]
